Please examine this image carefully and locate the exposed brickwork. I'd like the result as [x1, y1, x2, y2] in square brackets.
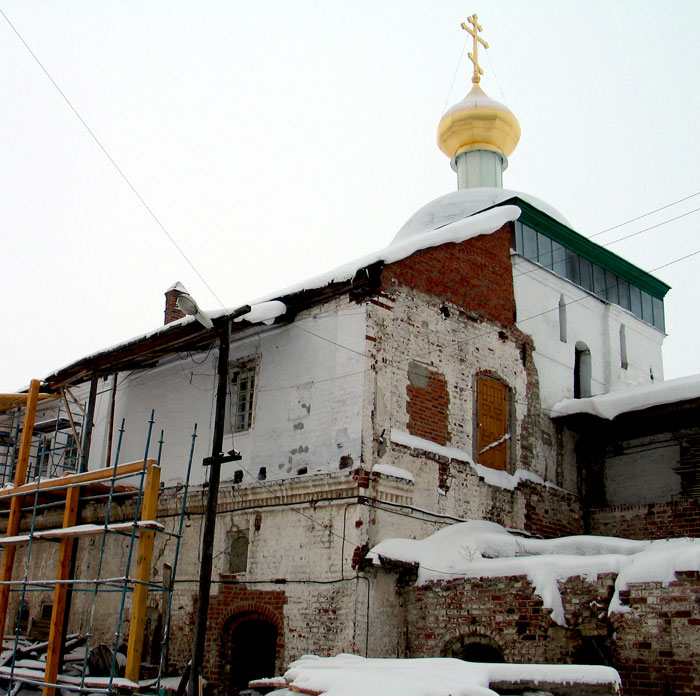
[402, 571, 700, 696]
[164, 286, 186, 324]
[589, 499, 700, 540]
[203, 584, 286, 691]
[521, 479, 584, 537]
[611, 572, 700, 695]
[380, 224, 516, 328]
[406, 364, 451, 446]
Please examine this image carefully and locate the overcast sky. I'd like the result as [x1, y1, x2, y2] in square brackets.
[2, 0, 698, 392]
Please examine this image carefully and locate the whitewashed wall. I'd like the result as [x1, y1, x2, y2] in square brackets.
[85, 298, 367, 485]
[512, 255, 665, 410]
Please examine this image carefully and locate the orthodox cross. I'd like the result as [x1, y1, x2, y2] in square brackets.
[461, 14, 489, 84]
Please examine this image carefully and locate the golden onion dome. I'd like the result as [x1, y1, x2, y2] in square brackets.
[437, 82, 521, 161]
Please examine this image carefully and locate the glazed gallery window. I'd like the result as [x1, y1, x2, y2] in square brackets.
[229, 363, 257, 433]
[475, 375, 510, 471]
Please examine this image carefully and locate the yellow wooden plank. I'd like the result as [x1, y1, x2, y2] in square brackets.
[0, 379, 41, 634]
[124, 464, 161, 683]
[0, 459, 155, 500]
[43, 484, 80, 696]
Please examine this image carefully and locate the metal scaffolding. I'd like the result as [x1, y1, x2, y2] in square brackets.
[0, 381, 195, 695]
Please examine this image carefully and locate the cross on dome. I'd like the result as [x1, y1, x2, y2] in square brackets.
[461, 14, 489, 84]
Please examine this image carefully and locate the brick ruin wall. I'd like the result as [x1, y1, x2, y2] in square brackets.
[403, 571, 700, 696]
[589, 499, 700, 540]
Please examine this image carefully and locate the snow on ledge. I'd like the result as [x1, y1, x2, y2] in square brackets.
[390, 428, 561, 492]
[271, 653, 621, 696]
[551, 374, 700, 420]
[366, 520, 700, 626]
[372, 463, 414, 483]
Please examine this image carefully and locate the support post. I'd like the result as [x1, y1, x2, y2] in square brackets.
[43, 484, 80, 696]
[125, 463, 162, 682]
[0, 379, 41, 634]
[80, 373, 99, 472]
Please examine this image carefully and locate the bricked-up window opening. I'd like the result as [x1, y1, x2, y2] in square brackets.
[229, 363, 257, 433]
[619, 324, 628, 369]
[406, 361, 450, 446]
[475, 376, 509, 471]
[574, 342, 592, 399]
[558, 295, 567, 342]
[228, 531, 249, 574]
[228, 618, 277, 695]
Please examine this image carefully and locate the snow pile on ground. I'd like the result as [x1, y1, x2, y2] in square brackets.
[257, 653, 620, 696]
[366, 520, 700, 626]
[551, 374, 700, 420]
[391, 429, 561, 492]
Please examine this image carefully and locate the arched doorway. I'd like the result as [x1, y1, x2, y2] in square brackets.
[227, 616, 278, 695]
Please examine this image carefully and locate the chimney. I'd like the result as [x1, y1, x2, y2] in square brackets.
[164, 282, 188, 324]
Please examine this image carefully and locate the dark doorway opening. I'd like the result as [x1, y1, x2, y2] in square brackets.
[443, 634, 505, 663]
[228, 618, 278, 695]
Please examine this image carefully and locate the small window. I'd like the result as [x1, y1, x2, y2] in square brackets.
[230, 363, 257, 433]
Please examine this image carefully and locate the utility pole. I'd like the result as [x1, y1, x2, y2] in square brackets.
[186, 305, 249, 696]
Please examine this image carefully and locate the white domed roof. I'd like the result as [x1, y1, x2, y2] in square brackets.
[393, 188, 571, 243]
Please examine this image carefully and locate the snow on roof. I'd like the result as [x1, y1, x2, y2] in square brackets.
[366, 520, 700, 626]
[393, 188, 570, 243]
[551, 373, 700, 420]
[391, 428, 562, 492]
[46, 205, 519, 383]
[252, 204, 520, 304]
[263, 653, 620, 696]
[166, 281, 189, 293]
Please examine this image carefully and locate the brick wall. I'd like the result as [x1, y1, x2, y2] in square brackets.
[401, 570, 700, 696]
[589, 499, 700, 540]
[380, 225, 516, 328]
[203, 583, 286, 691]
[611, 572, 700, 695]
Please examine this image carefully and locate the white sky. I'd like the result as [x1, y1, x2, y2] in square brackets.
[2, 0, 699, 392]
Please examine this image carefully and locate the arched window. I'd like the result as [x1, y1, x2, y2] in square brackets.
[475, 375, 510, 471]
[574, 342, 592, 398]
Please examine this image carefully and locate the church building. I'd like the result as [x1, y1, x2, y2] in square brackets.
[1, 16, 698, 696]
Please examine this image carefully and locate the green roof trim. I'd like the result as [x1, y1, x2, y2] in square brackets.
[505, 197, 671, 299]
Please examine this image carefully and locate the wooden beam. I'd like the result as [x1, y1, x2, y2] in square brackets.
[42, 484, 80, 696]
[0, 379, 41, 634]
[125, 464, 161, 682]
[0, 459, 154, 499]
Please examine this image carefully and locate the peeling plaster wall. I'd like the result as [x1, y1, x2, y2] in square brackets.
[80, 298, 367, 486]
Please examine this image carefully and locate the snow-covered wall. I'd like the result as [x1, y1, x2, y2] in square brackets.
[512, 254, 665, 410]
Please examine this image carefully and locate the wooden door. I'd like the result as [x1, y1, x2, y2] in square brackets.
[476, 376, 509, 471]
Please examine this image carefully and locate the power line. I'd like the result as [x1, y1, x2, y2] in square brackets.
[0, 8, 227, 311]
[591, 190, 700, 237]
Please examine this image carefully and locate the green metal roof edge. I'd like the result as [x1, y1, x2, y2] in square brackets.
[506, 197, 671, 299]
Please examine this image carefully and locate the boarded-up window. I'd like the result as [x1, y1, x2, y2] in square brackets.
[476, 376, 509, 471]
